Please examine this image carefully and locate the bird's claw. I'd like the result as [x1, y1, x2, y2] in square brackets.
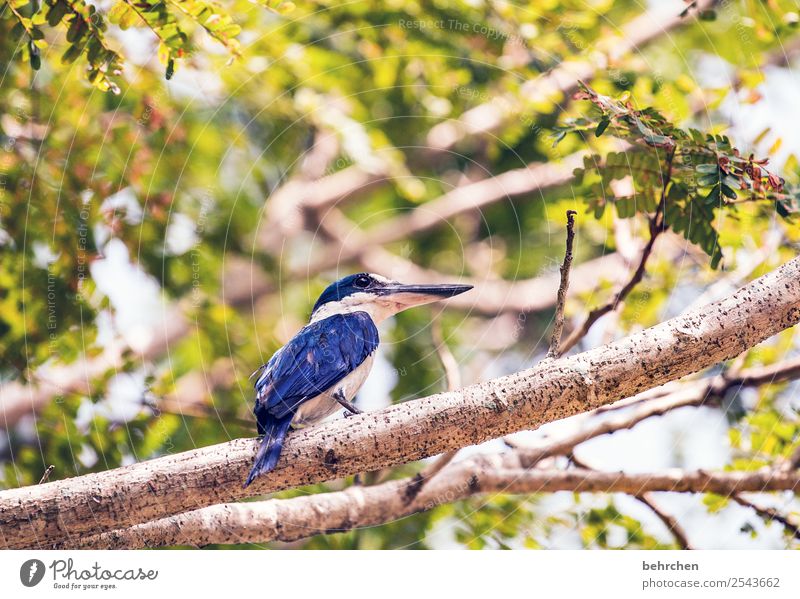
[334, 390, 362, 416]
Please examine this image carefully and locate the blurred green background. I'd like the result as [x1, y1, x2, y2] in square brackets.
[1, 0, 800, 548]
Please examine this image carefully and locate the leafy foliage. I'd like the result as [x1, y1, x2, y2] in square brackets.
[1, 0, 250, 88]
[46, 0, 124, 93]
[557, 84, 789, 268]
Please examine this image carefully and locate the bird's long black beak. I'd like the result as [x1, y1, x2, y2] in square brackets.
[379, 282, 473, 307]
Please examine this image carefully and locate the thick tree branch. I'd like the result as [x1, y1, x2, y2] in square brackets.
[1, 254, 799, 548]
[404, 321, 462, 500]
[75, 354, 800, 549]
[62, 460, 798, 549]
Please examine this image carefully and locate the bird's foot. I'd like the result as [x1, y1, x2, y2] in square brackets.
[334, 389, 362, 416]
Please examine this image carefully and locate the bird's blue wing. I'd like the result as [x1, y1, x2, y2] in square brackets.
[253, 312, 379, 423]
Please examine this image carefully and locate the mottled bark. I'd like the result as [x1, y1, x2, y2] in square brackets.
[62, 458, 799, 549]
[2, 255, 800, 549]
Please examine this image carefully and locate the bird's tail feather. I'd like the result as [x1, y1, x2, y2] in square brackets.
[243, 414, 293, 488]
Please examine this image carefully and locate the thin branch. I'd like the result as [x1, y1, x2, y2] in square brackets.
[509, 355, 800, 469]
[557, 224, 661, 355]
[431, 319, 462, 392]
[633, 493, 694, 549]
[38, 466, 54, 485]
[510, 387, 708, 467]
[2, 255, 800, 549]
[571, 454, 693, 550]
[548, 210, 577, 358]
[727, 356, 800, 389]
[731, 494, 800, 540]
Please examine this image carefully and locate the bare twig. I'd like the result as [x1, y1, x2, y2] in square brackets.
[731, 494, 800, 540]
[38, 466, 54, 485]
[510, 387, 708, 467]
[634, 492, 694, 549]
[510, 355, 800, 469]
[431, 319, 462, 392]
[557, 224, 661, 355]
[571, 454, 693, 549]
[548, 210, 578, 358]
[727, 356, 800, 389]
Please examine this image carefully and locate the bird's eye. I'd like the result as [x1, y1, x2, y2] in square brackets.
[354, 275, 371, 289]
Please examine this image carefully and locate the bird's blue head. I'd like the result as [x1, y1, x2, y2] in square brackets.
[311, 273, 472, 323]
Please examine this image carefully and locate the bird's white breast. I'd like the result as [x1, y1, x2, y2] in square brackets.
[292, 353, 375, 428]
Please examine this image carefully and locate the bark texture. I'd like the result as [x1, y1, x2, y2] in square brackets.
[62, 458, 799, 549]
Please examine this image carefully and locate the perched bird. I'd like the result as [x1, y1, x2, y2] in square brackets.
[243, 272, 472, 487]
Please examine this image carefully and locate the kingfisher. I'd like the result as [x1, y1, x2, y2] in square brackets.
[243, 272, 472, 487]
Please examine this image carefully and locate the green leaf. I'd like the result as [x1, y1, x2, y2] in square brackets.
[709, 244, 723, 269]
[61, 42, 82, 64]
[46, 0, 69, 26]
[698, 173, 719, 187]
[28, 40, 41, 70]
[66, 15, 86, 42]
[696, 163, 718, 174]
[721, 184, 737, 200]
[108, 2, 139, 29]
[703, 184, 721, 205]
